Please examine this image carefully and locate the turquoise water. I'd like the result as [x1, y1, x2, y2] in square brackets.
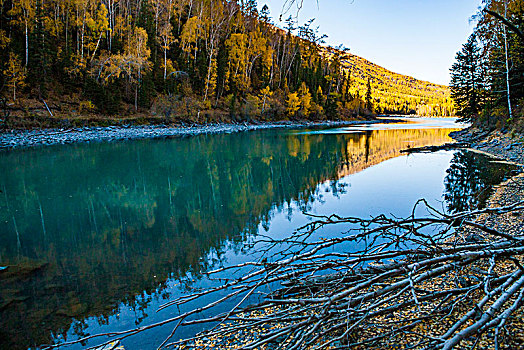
[0, 118, 516, 349]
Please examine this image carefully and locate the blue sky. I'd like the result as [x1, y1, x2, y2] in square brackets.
[259, 0, 482, 85]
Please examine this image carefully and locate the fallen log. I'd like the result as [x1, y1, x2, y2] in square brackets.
[400, 142, 470, 154]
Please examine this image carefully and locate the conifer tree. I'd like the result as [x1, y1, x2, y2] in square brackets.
[449, 34, 485, 120]
[259, 5, 271, 24]
[365, 77, 373, 112]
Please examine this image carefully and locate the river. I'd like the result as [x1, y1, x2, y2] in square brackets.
[0, 117, 518, 349]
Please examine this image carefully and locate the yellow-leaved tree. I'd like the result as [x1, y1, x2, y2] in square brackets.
[154, 0, 176, 80]
[260, 86, 273, 113]
[298, 82, 312, 117]
[286, 92, 300, 117]
[7, 0, 34, 67]
[124, 27, 151, 110]
[3, 52, 26, 101]
[247, 27, 273, 86]
[226, 33, 249, 94]
[0, 29, 10, 50]
[85, 4, 109, 63]
[180, 16, 203, 62]
[92, 26, 151, 110]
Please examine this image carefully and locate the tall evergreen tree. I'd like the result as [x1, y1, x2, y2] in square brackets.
[450, 34, 486, 121]
[365, 77, 373, 112]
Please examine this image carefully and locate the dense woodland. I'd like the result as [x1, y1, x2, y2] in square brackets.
[0, 0, 453, 126]
[451, 0, 524, 129]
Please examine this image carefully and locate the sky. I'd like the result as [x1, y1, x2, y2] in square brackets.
[259, 0, 482, 85]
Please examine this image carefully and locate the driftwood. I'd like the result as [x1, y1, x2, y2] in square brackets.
[401, 142, 470, 154]
[42, 196, 524, 350]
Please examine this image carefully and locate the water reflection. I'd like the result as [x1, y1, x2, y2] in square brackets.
[337, 127, 460, 177]
[295, 117, 467, 134]
[0, 123, 462, 349]
[444, 150, 520, 213]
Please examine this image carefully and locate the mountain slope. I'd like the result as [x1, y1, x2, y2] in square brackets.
[323, 47, 454, 116]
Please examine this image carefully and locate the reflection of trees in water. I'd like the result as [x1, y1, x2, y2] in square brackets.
[0, 127, 457, 349]
[338, 127, 459, 177]
[444, 151, 518, 213]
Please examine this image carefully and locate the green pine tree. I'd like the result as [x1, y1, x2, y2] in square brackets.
[365, 77, 373, 112]
[450, 34, 486, 121]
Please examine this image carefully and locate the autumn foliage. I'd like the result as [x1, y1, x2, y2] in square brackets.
[0, 0, 452, 123]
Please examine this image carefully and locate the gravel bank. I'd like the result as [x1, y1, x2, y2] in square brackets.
[451, 127, 524, 349]
[450, 128, 524, 165]
[0, 120, 378, 150]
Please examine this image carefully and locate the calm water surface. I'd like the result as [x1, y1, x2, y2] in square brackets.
[0, 118, 517, 349]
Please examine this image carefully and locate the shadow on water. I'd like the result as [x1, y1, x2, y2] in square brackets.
[444, 150, 521, 213]
[0, 121, 514, 349]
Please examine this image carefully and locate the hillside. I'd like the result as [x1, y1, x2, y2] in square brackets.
[322, 47, 454, 116]
[346, 55, 453, 116]
[0, 0, 454, 129]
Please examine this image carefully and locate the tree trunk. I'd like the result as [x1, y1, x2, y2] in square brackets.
[90, 32, 103, 63]
[164, 48, 167, 80]
[135, 85, 138, 111]
[24, 16, 29, 66]
[108, 0, 113, 51]
[80, 7, 86, 60]
[204, 46, 214, 101]
[503, 0, 513, 119]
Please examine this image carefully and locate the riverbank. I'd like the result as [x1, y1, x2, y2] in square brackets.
[447, 127, 524, 348]
[450, 127, 524, 165]
[0, 119, 383, 150]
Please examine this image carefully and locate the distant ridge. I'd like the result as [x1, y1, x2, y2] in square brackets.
[323, 47, 454, 116]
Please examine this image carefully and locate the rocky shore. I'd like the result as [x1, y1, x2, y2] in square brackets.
[450, 127, 524, 349]
[450, 128, 524, 165]
[0, 120, 378, 150]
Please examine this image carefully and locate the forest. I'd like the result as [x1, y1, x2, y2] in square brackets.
[0, 0, 453, 127]
[450, 0, 524, 130]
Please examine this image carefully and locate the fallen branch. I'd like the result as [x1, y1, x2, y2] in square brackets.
[42, 99, 54, 117]
[401, 142, 470, 154]
[43, 200, 524, 350]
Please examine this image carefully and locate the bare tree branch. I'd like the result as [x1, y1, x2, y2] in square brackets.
[42, 199, 524, 350]
[485, 9, 524, 41]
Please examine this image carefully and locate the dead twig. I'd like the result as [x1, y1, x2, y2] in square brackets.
[44, 200, 524, 350]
